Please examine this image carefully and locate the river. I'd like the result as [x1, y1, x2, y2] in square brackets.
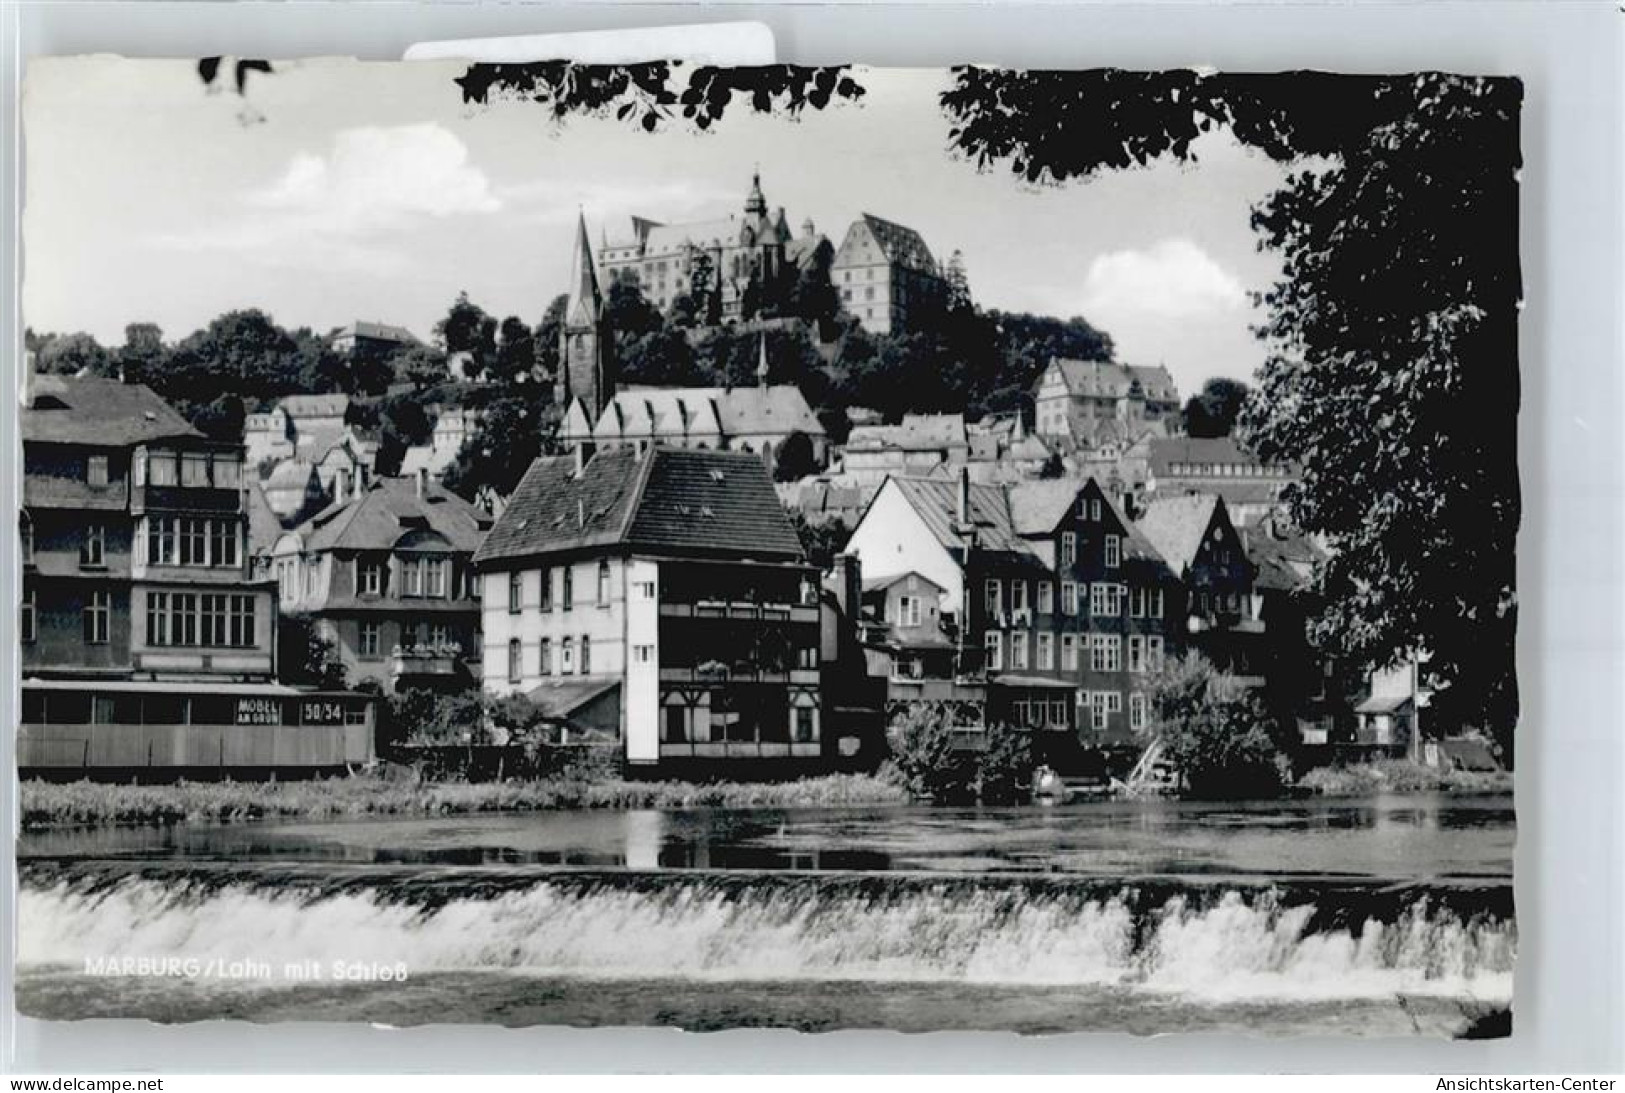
[14, 793, 1516, 1036]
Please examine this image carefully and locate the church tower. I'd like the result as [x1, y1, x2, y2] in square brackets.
[556, 210, 616, 421]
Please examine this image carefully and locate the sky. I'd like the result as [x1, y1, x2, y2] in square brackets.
[23, 58, 1302, 400]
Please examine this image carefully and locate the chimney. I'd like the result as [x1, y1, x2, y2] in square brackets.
[956, 466, 970, 526]
[416, 466, 429, 498]
[21, 348, 36, 409]
[835, 551, 864, 634]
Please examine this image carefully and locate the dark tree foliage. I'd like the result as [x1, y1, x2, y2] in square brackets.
[277, 612, 347, 690]
[442, 394, 564, 502]
[533, 293, 568, 381]
[785, 510, 851, 571]
[455, 62, 866, 133]
[33, 332, 114, 377]
[435, 291, 499, 379]
[944, 68, 1521, 737]
[773, 431, 818, 483]
[1182, 377, 1251, 438]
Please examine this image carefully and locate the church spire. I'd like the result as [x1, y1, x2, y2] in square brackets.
[565, 208, 601, 326]
[745, 167, 767, 217]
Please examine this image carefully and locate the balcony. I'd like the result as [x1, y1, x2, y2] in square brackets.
[389, 644, 465, 678]
[659, 663, 820, 686]
[658, 741, 822, 759]
[660, 599, 817, 625]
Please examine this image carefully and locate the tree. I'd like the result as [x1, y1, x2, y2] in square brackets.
[942, 69, 1520, 741]
[277, 612, 347, 690]
[774, 430, 818, 482]
[491, 316, 537, 386]
[1183, 377, 1251, 438]
[397, 345, 451, 391]
[785, 510, 850, 570]
[117, 323, 169, 385]
[886, 705, 973, 803]
[1141, 652, 1283, 798]
[35, 332, 113, 377]
[435, 292, 498, 380]
[442, 394, 563, 501]
[975, 723, 1034, 805]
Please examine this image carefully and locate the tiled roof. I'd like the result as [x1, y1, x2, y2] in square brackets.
[888, 476, 1030, 557]
[399, 444, 459, 479]
[1148, 435, 1282, 476]
[298, 475, 490, 554]
[1007, 479, 1084, 536]
[23, 376, 200, 448]
[474, 446, 804, 568]
[339, 320, 416, 344]
[846, 413, 967, 453]
[245, 479, 288, 553]
[1050, 359, 1180, 404]
[265, 458, 320, 488]
[1242, 523, 1325, 592]
[844, 214, 939, 274]
[1135, 493, 1223, 574]
[279, 393, 350, 419]
[599, 385, 824, 441]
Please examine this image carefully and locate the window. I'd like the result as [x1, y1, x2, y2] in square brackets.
[508, 572, 522, 614]
[87, 456, 108, 488]
[539, 637, 552, 675]
[179, 518, 207, 566]
[360, 559, 384, 596]
[1130, 586, 1147, 618]
[1104, 534, 1121, 569]
[1147, 636, 1165, 671]
[181, 453, 209, 487]
[562, 566, 574, 610]
[80, 524, 105, 567]
[1061, 633, 1078, 671]
[20, 520, 33, 565]
[83, 590, 110, 644]
[1036, 633, 1054, 670]
[984, 579, 1002, 618]
[1011, 581, 1028, 614]
[401, 558, 423, 597]
[539, 567, 553, 611]
[1060, 532, 1077, 567]
[794, 705, 817, 743]
[425, 558, 447, 599]
[147, 517, 176, 566]
[360, 622, 382, 659]
[170, 592, 196, 645]
[633, 644, 654, 664]
[1061, 581, 1077, 616]
[21, 589, 35, 643]
[1088, 691, 1111, 732]
[211, 522, 239, 569]
[1089, 498, 1101, 522]
[148, 452, 177, 486]
[597, 560, 611, 606]
[1129, 635, 1146, 673]
[1130, 693, 1148, 731]
[1010, 631, 1029, 670]
[896, 595, 922, 628]
[579, 636, 591, 674]
[229, 595, 256, 647]
[634, 580, 656, 599]
[1091, 583, 1108, 617]
[507, 638, 522, 682]
[1151, 588, 1164, 618]
[428, 623, 451, 647]
[1037, 583, 1054, 615]
[1091, 634, 1122, 672]
[561, 637, 575, 675]
[214, 456, 240, 489]
[665, 704, 688, 744]
[1090, 582, 1124, 618]
[986, 631, 1004, 671]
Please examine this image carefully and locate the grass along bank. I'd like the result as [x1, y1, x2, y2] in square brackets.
[1297, 759, 1512, 796]
[19, 772, 909, 830]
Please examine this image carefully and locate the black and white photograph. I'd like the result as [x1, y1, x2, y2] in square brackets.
[14, 56, 1519, 1039]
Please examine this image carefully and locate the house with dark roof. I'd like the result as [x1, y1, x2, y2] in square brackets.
[1032, 358, 1181, 447]
[15, 376, 373, 777]
[831, 213, 950, 335]
[1144, 435, 1296, 526]
[272, 473, 493, 692]
[843, 471, 1185, 767]
[332, 320, 418, 362]
[839, 413, 970, 486]
[473, 445, 824, 771]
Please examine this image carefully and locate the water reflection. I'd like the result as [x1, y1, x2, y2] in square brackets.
[19, 794, 1514, 881]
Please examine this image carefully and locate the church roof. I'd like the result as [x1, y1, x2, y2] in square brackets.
[598, 385, 824, 442]
[565, 210, 603, 328]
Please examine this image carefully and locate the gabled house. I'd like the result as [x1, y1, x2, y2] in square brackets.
[832, 213, 950, 336]
[1134, 492, 1259, 679]
[473, 445, 823, 771]
[1032, 358, 1181, 447]
[272, 473, 491, 692]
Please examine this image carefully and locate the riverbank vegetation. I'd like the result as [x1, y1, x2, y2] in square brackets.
[17, 772, 908, 831]
[1298, 759, 1512, 797]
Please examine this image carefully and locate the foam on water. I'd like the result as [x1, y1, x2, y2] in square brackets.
[16, 865, 1514, 1004]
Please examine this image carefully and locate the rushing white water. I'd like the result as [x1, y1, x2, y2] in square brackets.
[16, 869, 1515, 1004]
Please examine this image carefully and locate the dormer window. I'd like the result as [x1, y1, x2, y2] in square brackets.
[182, 453, 209, 488]
[87, 456, 108, 488]
[149, 452, 177, 487]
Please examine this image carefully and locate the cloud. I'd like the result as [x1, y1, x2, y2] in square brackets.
[1080, 238, 1248, 320]
[250, 123, 500, 228]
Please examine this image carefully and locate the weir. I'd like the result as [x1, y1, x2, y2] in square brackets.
[17, 860, 1515, 1003]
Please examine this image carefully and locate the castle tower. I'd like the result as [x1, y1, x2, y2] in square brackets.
[557, 210, 616, 420]
[745, 168, 767, 217]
